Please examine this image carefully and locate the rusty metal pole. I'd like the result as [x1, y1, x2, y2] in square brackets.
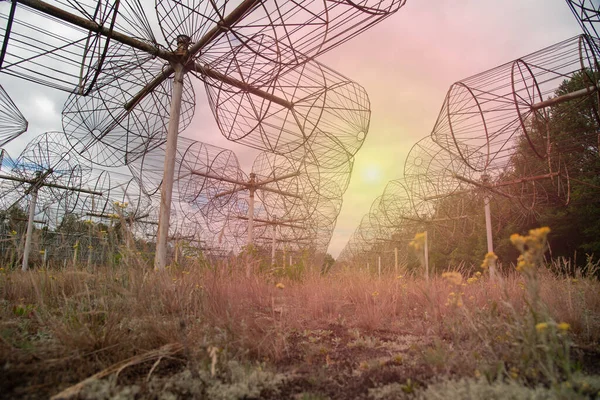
[484, 195, 496, 280]
[271, 220, 276, 266]
[247, 173, 256, 247]
[424, 231, 429, 280]
[481, 174, 495, 280]
[154, 36, 189, 270]
[247, 191, 255, 247]
[21, 188, 38, 271]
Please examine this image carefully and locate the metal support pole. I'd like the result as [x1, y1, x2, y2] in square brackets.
[87, 222, 92, 270]
[73, 240, 79, 266]
[124, 220, 131, 265]
[424, 231, 429, 280]
[154, 62, 185, 270]
[21, 188, 38, 271]
[87, 245, 92, 269]
[484, 195, 496, 280]
[271, 221, 276, 266]
[174, 239, 179, 265]
[394, 247, 398, 274]
[247, 188, 255, 247]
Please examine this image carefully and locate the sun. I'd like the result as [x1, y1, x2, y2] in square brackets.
[361, 163, 381, 184]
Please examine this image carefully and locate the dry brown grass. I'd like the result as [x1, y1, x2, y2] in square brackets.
[1, 263, 599, 398]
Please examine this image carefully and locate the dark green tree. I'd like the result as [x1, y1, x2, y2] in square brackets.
[497, 69, 600, 268]
[321, 253, 335, 274]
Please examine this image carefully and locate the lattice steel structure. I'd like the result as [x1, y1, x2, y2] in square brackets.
[0, 0, 157, 92]
[1, 0, 404, 269]
[0, 131, 101, 269]
[567, 0, 600, 53]
[0, 131, 179, 270]
[130, 134, 350, 262]
[0, 85, 27, 146]
[431, 35, 600, 209]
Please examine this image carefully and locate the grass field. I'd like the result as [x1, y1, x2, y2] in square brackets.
[1, 248, 600, 399]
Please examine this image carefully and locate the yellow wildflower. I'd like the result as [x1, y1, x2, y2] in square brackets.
[442, 271, 462, 286]
[516, 254, 531, 272]
[481, 251, 498, 270]
[10, 230, 17, 236]
[113, 201, 127, 209]
[510, 233, 524, 247]
[510, 367, 519, 379]
[371, 291, 379, 297]
[531, 226, 551, 239]
[445, 291, 464, 307]
[511, 227, 551, 273]
[557, 322, 570, 332]
[409, 232, 426, 252]
[275, 282, 285, 289]
[535, 322, 548, 333]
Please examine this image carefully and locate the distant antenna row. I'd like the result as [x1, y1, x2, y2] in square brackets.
[339, 30, 600, 271]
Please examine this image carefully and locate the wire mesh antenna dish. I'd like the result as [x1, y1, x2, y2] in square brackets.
[62, 41, 197, 167]
[567, 0, 600, 54]
[5, 131, 101, 270]
[429, 35, 600, 216]
[0, 0, 157, 93]
[0, 85, 27, 147]
[1, 0, 405, 270]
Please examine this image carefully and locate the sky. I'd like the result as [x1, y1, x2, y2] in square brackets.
[0, 0, 585, 258]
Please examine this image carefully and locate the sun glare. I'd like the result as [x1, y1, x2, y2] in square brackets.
[362, 164, 381, 184]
